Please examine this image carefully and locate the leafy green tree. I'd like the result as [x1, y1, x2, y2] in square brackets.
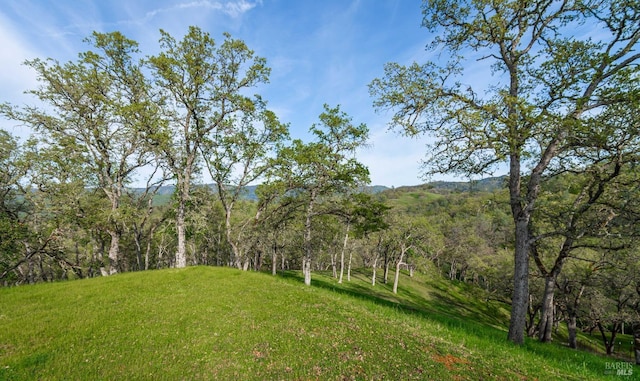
[390, 217, 429, 294]
[555, 254, 600, 349]
[254, 180, 300, 275]
[587, 255, 639, 356]
[532, 154, 640, 342]
[370, 0, 640, 344]
[147, 27, 274, 268]
[2, 32, 160, 274]
[0, 130, 30, 284]
[273, 105, 370, 285]
[197, 48, 288, 269]
[338, 193, 390, 283]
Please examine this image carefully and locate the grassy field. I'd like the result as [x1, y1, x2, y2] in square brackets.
[0, 266, 635, 380]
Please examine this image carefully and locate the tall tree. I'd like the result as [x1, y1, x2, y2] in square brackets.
[337, 193, 390, 283]
[274, 105, 370, 285]
[200, 101, 288, 269]
[147, 27, 273, 268]
[2, 32, 160, 274]
[370, 0, 640, 344]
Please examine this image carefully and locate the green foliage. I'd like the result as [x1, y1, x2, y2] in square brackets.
[370, 0, 640, 345]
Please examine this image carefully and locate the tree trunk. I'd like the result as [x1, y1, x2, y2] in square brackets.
[224, 207, 243, 270]
[175, 197, 187, 268]
[303, 191, 316, 286]
[371, 255, 378, 286]
[538, 275, 556, 342]
[383, 254, 389, 284]
[525, 293, 540, 337]
[331, 251, 337, 278]
[449, 259, 456, 281]
[597, 321, 618, 355]
[633, 324, 640, 365]
[564, 282, 585, 348]
[107, 230, 120, 275]
[567, 314, 578, 349]
[338, 224, 350, 284]
[347, 249, 353, 282]
[393, 247, 407, 294]
[393, 261, 401, 294]
[134, 230, 143, 271]
[303, 257, 311, 286]
[271, 241, 277, 276]
[508, 217, 530, 345]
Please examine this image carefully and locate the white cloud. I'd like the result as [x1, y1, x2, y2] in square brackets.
[138, 0, 259, 23]
[0, 12, 40, 139]
[0, 16, 36, 88]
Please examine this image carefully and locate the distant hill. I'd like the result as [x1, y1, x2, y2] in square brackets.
[133, 183, 392, 202]
[390, 176, 508, 194]
[427, 175, 508, 192]
[133, 176, 507, 202]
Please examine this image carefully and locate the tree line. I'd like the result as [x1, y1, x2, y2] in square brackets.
[0, 26, 381, 287]
[1, 0, 639, 361]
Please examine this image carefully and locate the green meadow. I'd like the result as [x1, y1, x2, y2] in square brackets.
[0, 267, 633, 380]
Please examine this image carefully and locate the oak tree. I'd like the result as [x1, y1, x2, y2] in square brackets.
[147, 27, 274, 268]
[370, 0, 640, 344]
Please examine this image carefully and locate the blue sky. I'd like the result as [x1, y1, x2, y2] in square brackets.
[0, 0, 468, 187]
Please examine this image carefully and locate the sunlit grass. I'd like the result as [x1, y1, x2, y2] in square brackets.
[0, 266, 630, 380]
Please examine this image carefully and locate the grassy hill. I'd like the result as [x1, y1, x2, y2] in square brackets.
[0, 267, 628, 380]
[140, 176, 507, 206]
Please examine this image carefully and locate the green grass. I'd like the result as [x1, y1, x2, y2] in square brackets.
[0, 266, 635, 380]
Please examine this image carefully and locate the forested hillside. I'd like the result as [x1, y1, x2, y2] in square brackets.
[1, 0, 639, 370]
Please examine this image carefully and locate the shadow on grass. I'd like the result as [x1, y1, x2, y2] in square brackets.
[277, 269, 616, 379]
[278, 270, 506, 344]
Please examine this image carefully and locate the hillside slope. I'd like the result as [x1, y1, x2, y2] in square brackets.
[0, 267, 623, 380]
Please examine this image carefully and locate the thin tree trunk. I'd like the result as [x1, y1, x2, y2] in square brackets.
[597, 321, 618, 355]
[134, 230, 143, 271]
[145, 224, 158, 271]
[331, 251, 337, 278]
[449, 259, 456, 281]
[567, 314, 578, 349]
[633, 323, 640, 365]
[371, 255, 378, 286]
[393, 247, 407, 294]
[372, 237, 381, 286]
[526, 294, 540, 337]
[347, 248, 353, 282]
[107, 231, 120, 275]
[393, 260, 401, 294]
[303, 191, 316, 286]
[383, 250, 390, 285]
[338, 224, 350, 284]
[224, 207, 243, 270]
[538, 275, 556, 342]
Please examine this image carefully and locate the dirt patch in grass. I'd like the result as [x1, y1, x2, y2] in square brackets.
[431, 353, 470, 370]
